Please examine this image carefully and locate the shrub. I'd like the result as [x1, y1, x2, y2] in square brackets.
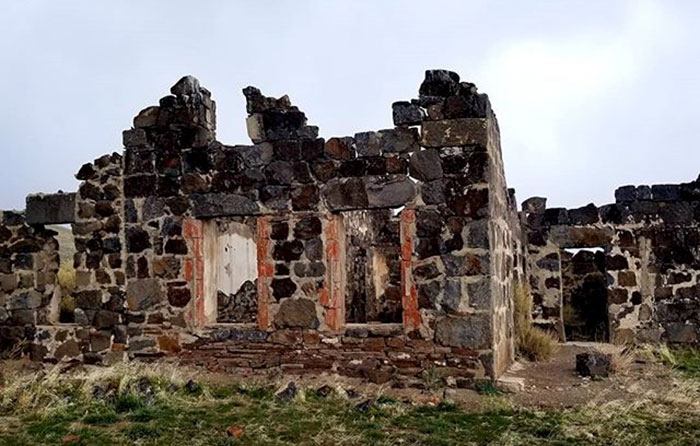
[514, 283, 558, 361]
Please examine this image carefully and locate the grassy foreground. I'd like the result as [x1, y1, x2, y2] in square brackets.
[0, 350, 699, 446]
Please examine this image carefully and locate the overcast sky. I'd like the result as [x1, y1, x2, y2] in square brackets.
[1, 1, 699, 211]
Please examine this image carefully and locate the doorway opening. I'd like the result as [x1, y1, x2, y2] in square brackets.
[561, 247, 609, 342]
[342, 210, 402, 324]
[202, 219, 258, 325]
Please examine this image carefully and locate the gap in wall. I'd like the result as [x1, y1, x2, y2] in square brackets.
[203, 219, 258, 325]
[342, 210, 403, 324]
[561, 247, 609, 342]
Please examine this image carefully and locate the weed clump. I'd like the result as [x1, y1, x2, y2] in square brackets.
[57, 262, 76, 294]
[514, 284, 558, 361]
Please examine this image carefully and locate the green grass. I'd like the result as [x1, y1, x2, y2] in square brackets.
[673, 349, 700, 378]
[0, 383, 698, 445]
[0, 359, 698, 445]
[657, 347, 700, 379]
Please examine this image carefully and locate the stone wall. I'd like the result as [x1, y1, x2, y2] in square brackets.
[3, 68, 698, 390]
[9, 67, 698, 387]
[0, 211, 59, 355]
[523, 178, 700, 345]
[0, 70, 525, 385]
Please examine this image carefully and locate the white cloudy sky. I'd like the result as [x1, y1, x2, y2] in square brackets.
[1, 0, 698, 210]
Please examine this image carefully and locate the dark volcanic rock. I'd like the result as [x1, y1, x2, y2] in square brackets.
[409, 149, 443, 181]
[274, 298, 319, 329]
[191, 193, 260, 217]
[575, 352, 612, 378]
[392, 101, 424, 126]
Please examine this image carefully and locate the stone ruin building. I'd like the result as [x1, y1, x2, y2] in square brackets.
[0, 70, 697, 386]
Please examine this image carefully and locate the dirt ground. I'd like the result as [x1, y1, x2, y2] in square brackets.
[505, 342, 672, 408]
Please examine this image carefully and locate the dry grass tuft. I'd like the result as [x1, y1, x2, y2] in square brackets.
[0, 361, 196, 416]
[519, 328, 558, 361]
[513, 283, 558, 361]
[610, 347, 636, 376]
[584, 344, 636, 375]
[57, 262, 76, 294]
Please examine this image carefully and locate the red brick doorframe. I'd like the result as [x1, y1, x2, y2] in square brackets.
[400, 209, 420, 330]
[256, 216, 273, 330]
[322, 214, 344, 331]
[183, 219, 205, 327]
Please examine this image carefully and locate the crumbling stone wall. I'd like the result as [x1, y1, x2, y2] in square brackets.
[3, 67, 698, 386]
[523, 178, 700, 345]
[4, 67, 700, 389]
[0, 70, 524, 384]
[0, 211, 60, 355]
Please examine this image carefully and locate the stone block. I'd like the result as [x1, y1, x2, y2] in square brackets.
[321, 177, 368, 210]
[665, 323, 697, 343]
[265, 161, 294, 185]
[421, 179, 446, 205]
[90, 331, 112, 352]
[435, 314, 491, 349]
[522, 197, 546, 214]
[615, 185, 651, 202]
[651, 184, 680, 201]
[353, 131, 381, 157]
[0, 274, 18, 293]
[409, 149, 443, 181]
[379, 127, 420, 153]
[419, 69, 460, 98]
[7, 290, 42, 310]
[191, 193, 260, 217]
[365, 176, 416, 209]
[94, 310, 120, 329]
[442, 253, 490, 276]
[25, 193, 76, 225]
[420, 118, 487, 148]
[124, 175, 157, 198]
[467, 278, 490, 310]
[126, 278, 162, 311]
[122, 128, 148, 147]
[442, 94, 491, 119]
[274, 298, 319, 329]
[496, 376, 525, 393]
[544, 208, 569, 225]
[392, 101, 424, 126]
[1, 211, 25, 226]
[126, 227, 151, 253]
[133, 106, 160, 128]
[324, 137, 354, 160]
[168, 286, 192, 307]
[575, 352, 611, 377]
[236, 143, 273, 168]
[271, 278, 297, 300]
[54, 340, 80, 360]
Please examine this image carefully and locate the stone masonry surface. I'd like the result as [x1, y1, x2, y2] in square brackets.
[0, 70, 697, 389]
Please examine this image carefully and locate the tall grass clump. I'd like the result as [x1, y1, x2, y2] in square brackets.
[514, 283, 558, 361]
[57, 262, 76, 295]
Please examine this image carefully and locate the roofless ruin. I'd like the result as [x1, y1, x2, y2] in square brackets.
[1, 70, 697, 386]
